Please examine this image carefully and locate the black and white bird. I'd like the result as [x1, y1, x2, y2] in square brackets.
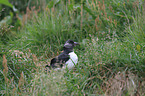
[45, 40, 79, 70]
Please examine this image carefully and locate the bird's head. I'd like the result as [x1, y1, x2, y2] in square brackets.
[64, 40, 79, 48]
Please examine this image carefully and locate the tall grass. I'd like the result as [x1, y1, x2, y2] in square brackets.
[0, 0, 145, 95]
[63, 36, 145, 95]
[17, 1, 87, 56]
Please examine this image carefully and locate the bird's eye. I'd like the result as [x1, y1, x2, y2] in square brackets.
[69, 40, 74, 44]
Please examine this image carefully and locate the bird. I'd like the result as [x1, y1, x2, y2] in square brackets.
[45, 40, 79, 71]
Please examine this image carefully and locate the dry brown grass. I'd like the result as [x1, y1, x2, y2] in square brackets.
[104, 71, 144, 96]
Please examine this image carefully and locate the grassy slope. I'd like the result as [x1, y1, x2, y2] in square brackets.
[0, 0, 145, 95]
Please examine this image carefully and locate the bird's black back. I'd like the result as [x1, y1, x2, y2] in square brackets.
[49, 51, 70, 68]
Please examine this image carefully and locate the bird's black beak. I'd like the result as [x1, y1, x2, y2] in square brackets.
[74, 42, 79, 46]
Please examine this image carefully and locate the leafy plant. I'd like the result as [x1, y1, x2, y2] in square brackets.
[0, 0, 13, 8]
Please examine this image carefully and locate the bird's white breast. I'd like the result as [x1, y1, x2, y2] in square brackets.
[65, 51, 78, 69]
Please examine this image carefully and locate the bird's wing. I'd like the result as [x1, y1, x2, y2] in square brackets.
[50, 52, 70, 68]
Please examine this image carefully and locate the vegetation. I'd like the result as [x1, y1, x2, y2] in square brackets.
[0, 0, 145, 95]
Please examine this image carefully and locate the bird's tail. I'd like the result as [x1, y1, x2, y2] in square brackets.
[45, 64, 51, 72]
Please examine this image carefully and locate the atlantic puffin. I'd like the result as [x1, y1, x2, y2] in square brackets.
[45, 40, 79, 70]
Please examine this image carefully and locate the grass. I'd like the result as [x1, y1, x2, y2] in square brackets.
[0, 0, 145, 95]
